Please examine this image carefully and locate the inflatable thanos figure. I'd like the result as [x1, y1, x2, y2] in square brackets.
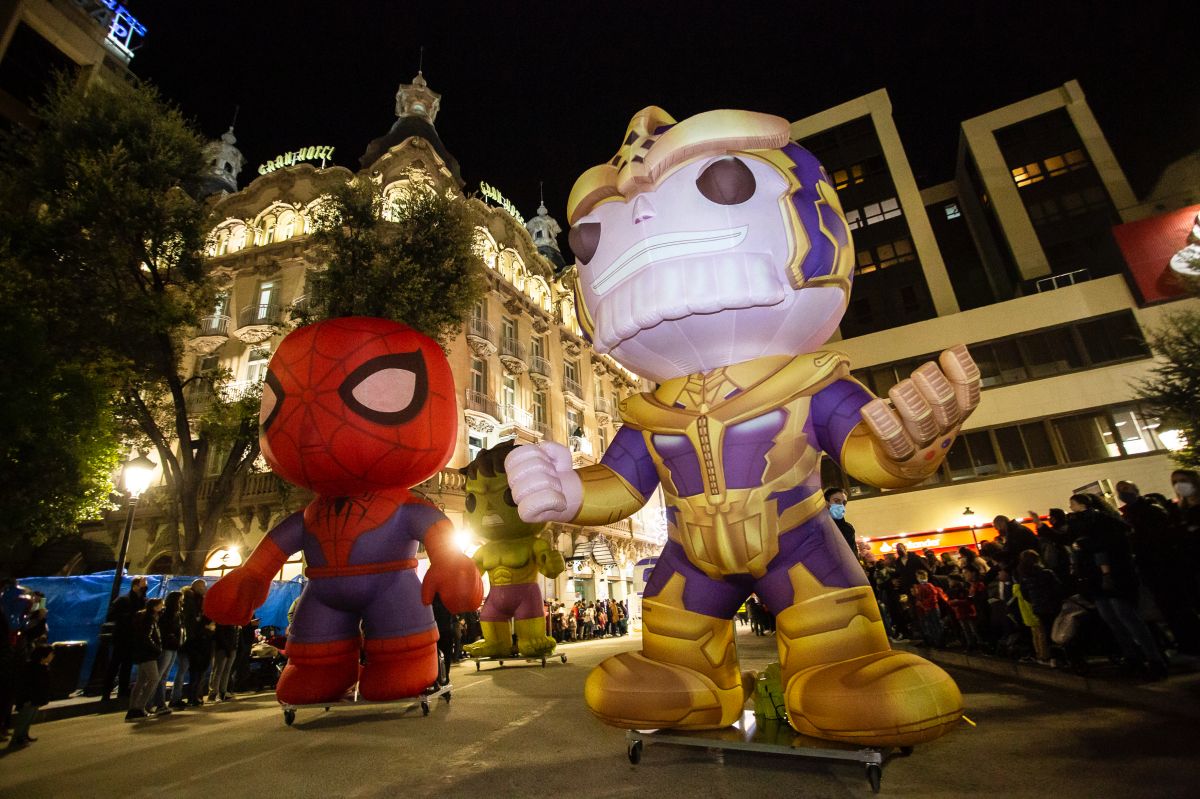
[505, 108, 981, 747]
[460, 441, 566, 659]
[205, 318, 483, 705]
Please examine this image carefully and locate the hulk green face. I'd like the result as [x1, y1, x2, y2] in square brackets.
[461, 442, 545, 541]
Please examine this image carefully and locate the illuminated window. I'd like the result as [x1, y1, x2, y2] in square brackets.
[246, 346, 271, 383]
[277, 210, 297, 241]
[204, 547, 243, 578]
[832, 164, 864, 190]
[276, 551, 304, 581]
[845, 209, 862, 230]
[470, 357, 487, 396]
[1012, 163, 1044, 187]
[260, 215, 277, 245]
[944, 203, 961, 220]
[862, 197, 902, 225]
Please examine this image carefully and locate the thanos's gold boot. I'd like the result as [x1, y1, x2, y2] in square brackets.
[585, 575, 752, 730]
[778, 566, 962, 747]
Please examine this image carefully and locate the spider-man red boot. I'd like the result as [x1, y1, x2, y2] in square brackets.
[360, 629, 440, 700]
[276, 639, 360, 705]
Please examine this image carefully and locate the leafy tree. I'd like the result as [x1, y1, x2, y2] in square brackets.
[302, 176, 485, 345]
[0, 260, 121, 553]
[0, 77, 260, 573]
[1137, 305, 1200, 468]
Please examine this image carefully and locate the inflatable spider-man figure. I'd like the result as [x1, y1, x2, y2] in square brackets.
[204, 317, 482, 704]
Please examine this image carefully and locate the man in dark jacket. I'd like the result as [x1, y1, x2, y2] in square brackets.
[995, 516, 1040, 568]
[824, 487, 856, 554]
[1070, 506, 1167, 678]
[102, 576, 147, 701]
[171, 580, 212, 708]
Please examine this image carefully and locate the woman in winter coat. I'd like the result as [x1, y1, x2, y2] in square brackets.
[208, 623, 240, 702]
[1017, 549, 1063, 664]
[151, 591, 183, 714]
[126, 599, 164, 721]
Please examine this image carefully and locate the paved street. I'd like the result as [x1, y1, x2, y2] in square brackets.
[2, 625, 1197, 798]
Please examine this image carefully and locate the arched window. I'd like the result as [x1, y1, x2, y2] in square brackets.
[204, 547, 243, 578]
[259, 215, 277, 246]
[277, 210, 297, 241]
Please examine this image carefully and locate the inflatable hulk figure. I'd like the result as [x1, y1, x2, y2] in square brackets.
[461, 441, 566, 658]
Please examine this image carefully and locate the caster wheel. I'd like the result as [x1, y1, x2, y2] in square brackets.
[900, 746, 913, 756]
[443, 692, 452, 704]
[324, 707, 331, 713]
[421, 701, 430, 716]
[283, 709, 296, 726]
[866, 764, 881, 794]
[541, 657, 547, 667]
[560, 654, 568, 663]
[475, 661, 481, 672]
[498, 661, 505, 667]
[627, 740, 643, 765]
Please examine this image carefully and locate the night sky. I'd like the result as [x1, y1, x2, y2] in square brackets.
[131, 1, 1195, 236]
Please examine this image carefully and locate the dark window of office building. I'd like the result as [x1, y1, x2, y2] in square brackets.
[994, 108, 1124, 281]
[801, 117, 936, 337]
[848, 310, 1150, 395]
[925, 197, 995, 310]
[0, 23, 79, 120]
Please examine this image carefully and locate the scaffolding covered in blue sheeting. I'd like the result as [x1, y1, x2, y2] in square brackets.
[15, 571, 305, 689]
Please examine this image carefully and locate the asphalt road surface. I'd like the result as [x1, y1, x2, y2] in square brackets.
[2, 624, 1195, 798]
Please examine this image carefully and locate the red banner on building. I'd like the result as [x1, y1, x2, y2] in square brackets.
[1113, 204, 1200, 305]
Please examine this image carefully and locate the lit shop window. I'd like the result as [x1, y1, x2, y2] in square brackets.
[944, 203, 961, 220]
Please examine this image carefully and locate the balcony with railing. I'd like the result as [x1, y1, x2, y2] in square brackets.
[594, 396, 614, 425]
[466, 317, 497, 356]
[288, 294, 310, 320]
[499, 337, 528, 373]
[528, 354, 552, 388]
[501, 403, 534, 430]
[563, 376, 585, 409]
[533, 420, 552, 439]
[235, 303, 283, 343]
[183, 378, 218, 415]
[188, 314, 232, 355]
[464, 389, 501, 419]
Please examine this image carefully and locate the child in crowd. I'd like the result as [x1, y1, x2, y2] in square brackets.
[911, 570, 948, 648]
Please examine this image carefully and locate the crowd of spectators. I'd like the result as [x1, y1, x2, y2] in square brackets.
[845, 469, 1200, 681]
[546, 599, 629, 643]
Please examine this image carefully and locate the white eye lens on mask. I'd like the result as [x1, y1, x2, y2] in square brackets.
[1175, 482, 1196, 498]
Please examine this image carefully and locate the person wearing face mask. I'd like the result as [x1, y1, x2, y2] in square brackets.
[1171, 470, 1200, 535]
[823, 487, 856, 555]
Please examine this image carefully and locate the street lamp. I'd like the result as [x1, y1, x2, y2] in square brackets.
[108, 452, 156, 607]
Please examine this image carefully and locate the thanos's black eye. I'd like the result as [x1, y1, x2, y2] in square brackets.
[696, 157, 756, 205]
[503, 487, 516, 507]
[569, 222, 602, 264]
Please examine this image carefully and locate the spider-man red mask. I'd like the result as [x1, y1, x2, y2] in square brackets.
[259, 317, 456, 496]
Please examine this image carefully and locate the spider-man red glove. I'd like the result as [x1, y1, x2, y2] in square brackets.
[204, 537, 286, 625]
[420, 520, 483, 613]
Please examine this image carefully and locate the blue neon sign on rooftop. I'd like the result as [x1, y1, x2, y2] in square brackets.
[73, 1, 146, 61]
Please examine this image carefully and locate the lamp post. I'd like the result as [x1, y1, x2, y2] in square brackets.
[108, 452, 156, 607]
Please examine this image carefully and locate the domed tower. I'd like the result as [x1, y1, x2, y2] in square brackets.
[359, 71, 463, 186]
[525, 184, 565, 270]
[200, 126, 245, 198]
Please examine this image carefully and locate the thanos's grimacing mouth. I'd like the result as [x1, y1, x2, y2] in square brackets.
[590, 225, 750, 297]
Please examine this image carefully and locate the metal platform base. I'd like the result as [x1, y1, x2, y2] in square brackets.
[469, 652, 568, 671]
[624, 711, 912, 793]
[279, 683, 452, 726]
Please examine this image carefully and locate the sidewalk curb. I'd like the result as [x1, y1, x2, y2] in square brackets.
[901, 644, 1200, 721]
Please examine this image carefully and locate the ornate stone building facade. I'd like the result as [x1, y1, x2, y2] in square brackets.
[106, 73, 665, 604]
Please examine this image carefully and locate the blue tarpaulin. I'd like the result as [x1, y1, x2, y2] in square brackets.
[16, 571, 305, 689]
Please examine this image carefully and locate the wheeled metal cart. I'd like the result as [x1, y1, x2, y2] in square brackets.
[279, 683, 452, 726]
[468, 652, 568, 671]
[624, 710, 912, 794]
